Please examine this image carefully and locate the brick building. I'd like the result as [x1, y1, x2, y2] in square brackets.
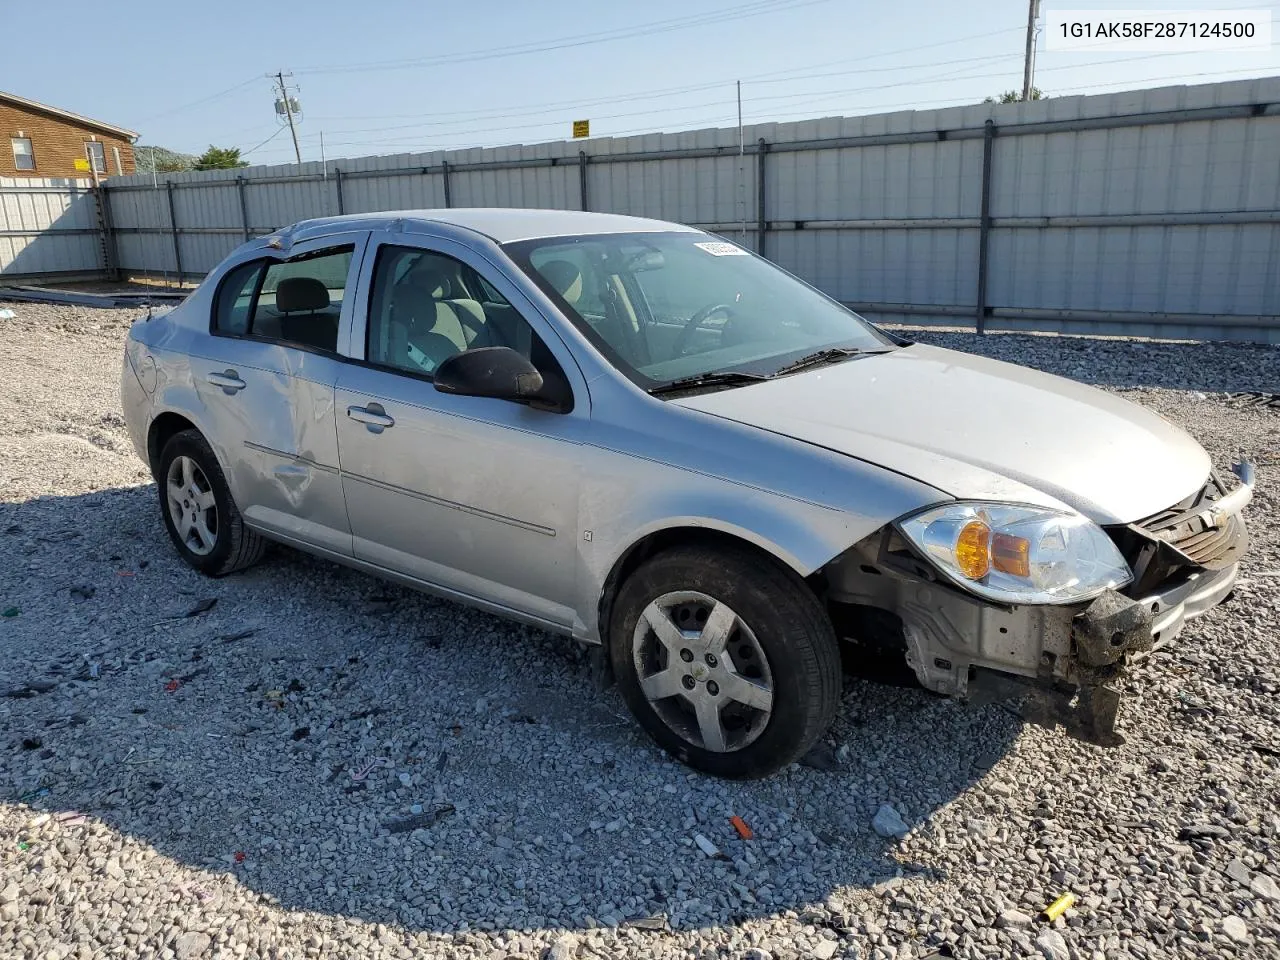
[1, 91, 137, 180]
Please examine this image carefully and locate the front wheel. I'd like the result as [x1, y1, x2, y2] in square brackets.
[609, 544, 841, 778]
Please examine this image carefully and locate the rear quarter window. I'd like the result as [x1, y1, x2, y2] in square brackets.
[213, 261, 264, 335]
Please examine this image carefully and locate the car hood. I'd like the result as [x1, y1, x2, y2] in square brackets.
[672, 344, 1210, 524]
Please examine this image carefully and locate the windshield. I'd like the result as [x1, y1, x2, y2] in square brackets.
[504, 231, 895, 390]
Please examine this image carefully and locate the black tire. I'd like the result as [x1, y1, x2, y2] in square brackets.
[609, 544, 841, 778]
[157, 429, 266, 576]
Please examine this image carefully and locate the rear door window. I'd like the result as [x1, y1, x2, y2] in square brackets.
[212, 246, 353, 352]
[252, 247, 353, 352]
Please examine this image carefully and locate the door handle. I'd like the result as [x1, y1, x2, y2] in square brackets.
[347, 403, 395, 432]
[206, 370, 246, 393]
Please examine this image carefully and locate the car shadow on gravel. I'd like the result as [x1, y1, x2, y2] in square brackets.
[1, 484, 1025, 937]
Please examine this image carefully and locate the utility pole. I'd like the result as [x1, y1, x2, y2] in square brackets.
[737, 80, 746, 243]
[274, 71, 303, 166]
[1021, 0, 1041, 101]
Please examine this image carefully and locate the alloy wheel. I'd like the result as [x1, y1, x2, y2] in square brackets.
[166, 455, 218, 556]
[631, 590, 774, 752]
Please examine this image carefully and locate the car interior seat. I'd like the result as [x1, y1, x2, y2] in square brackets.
[275, 276, 339, 351]
[388, 260, 500, 372]
[539, 258, 645, 366]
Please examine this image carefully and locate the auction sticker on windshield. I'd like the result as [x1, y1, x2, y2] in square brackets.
[694, 241, 749, 256]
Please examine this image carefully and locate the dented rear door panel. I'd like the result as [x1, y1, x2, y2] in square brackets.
[188, 339, 352, 556]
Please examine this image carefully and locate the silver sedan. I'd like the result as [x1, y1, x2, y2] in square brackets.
[120, 209, 1253, 778]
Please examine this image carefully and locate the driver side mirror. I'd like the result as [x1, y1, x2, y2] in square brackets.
[433, 346, 572, 413]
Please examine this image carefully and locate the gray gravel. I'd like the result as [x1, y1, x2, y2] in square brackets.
[1, 299, 1278, 959]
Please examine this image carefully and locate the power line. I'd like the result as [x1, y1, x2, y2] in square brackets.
[315, 24, 1254, 149]
[758, 50, 1270, 119]
[249, 58, 1280, 161]
[302, 26, 1028, 125]
[148, 22, 1026, 142]
[146, 5, 828, 134]
[240, 126, 289, 157]
[234, 42, 1223, 149]
[747, 64, 1280, 121]
[302, 52, 1024, 139]
[267, 58, 1277, 158]
[294, 0, 831, 77]
[135, 76, 263, 124]
[132, 3, 809, 135]
[1046, 64, 1280, 98]
[201, 122, 283, 145]
[232, 6, 1274, 161]
[615, 64, 1279, 133]
[290, 55, 1039, 149]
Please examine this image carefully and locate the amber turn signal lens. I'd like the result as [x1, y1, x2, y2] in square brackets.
[992, 533, 1031, 577]
[954, 520, 991, 580]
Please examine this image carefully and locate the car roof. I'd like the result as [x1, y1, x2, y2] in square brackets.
[280, 208, 700, 245]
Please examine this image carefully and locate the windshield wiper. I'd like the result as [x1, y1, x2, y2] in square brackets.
[648, 370, 771, 396]
[772, 346, 867, 377]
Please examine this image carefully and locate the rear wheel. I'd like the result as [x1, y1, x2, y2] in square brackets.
[157, 429, 265, 576]
[609, 544, 841, 778]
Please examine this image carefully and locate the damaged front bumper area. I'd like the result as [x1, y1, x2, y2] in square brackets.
[1067, 560, 1239, 735]
[822, 463, 1252, 742]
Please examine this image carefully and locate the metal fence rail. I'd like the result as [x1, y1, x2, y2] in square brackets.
[5, 76, 1280, 343]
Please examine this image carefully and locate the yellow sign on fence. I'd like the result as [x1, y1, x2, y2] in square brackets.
[572, 120, 590, 139]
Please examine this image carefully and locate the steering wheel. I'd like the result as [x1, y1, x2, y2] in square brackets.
[671, 302, 736, 357]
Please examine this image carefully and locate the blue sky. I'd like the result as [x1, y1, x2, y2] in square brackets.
[7, 0, 1279, 166]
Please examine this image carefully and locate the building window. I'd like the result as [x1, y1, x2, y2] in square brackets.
[11, 137, 34, 171]
[85, 141, 106, 174]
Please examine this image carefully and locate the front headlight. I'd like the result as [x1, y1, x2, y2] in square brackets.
[896, 503, 1132, 605]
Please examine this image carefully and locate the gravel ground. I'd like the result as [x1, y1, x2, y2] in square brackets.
[1, 299, 1278, 960]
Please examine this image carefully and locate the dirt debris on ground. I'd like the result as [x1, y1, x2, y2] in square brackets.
[1, 298, 1278, 959]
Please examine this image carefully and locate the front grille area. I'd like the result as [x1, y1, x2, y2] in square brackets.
[1108, 475, 1248, 596]
[1136, 476, 1241, 565]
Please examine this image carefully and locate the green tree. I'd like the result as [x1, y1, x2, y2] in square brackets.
[193, 146, 250, 170]
[134, 145, 195, 173]
[984, 88, 1046, 104]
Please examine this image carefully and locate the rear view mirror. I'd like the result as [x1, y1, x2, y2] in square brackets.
[625, 248, 666, 272]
